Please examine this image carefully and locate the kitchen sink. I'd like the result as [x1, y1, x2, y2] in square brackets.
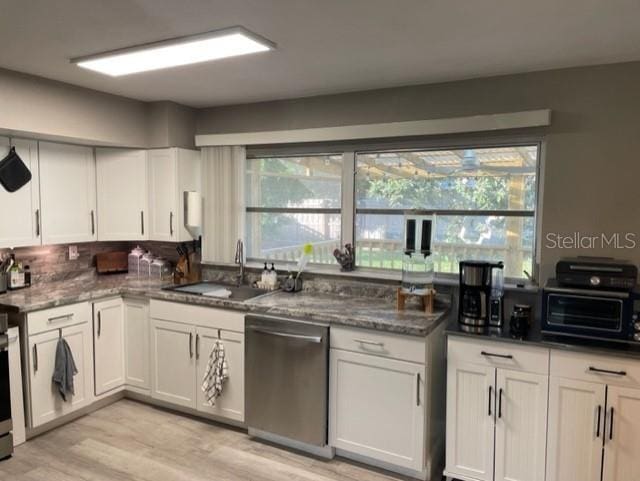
[163, 281, 272, 301]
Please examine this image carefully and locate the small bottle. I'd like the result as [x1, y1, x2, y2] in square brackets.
[10, 259, 24, 289]
[268, 263, 277, 288]
[24, 265, 31, 287]
[261, 262, 269, 285]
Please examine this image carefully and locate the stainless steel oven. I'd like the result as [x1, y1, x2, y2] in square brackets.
[542, 282, 640, 343]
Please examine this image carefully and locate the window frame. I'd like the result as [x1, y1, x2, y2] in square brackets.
[245, 152, 345, 265]
[246, 134, 544, 283]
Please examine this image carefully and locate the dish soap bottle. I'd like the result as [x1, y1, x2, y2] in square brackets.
[261, 263, 269, 286]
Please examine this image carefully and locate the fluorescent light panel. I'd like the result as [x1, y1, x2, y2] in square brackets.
[72, 27, 273, 76]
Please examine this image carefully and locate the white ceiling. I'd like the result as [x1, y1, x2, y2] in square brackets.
[1, 0, 640, 108]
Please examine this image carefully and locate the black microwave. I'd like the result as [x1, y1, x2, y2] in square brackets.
[542, 281, 640, 343]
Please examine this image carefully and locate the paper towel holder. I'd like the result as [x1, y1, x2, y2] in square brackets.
[184, 191, 202, 238]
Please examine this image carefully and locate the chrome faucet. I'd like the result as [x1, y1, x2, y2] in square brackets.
[234, 239, 245, 286]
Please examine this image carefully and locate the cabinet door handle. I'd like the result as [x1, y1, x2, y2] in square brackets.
[416, 373, 421, 406]
[35, 209, 40, 237]
[189, 332, 193, 359]
[481, 351, 513, 360]
[353, 338, 384, 347]
[140, 211, 144, 236]
[33, 344, 38, 372]
[589, 366, 627, 376]
[498, 388, 503, 418]
[97, 311, 102, 338]
[170, 212, 174, 236]
[596, 405, 602, 438]
[48, 313, 73, 323]
[488, 385, 493, 416]
[91, 210, 95, 235]
[609, 407, 615, 440]
[196, 334, 200, 360]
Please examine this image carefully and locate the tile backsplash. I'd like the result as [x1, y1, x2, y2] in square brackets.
[0, 241, 181, 284]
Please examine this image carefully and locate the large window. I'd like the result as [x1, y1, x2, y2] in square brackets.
[246, 143, 540, 279]
[245, 155, 342, 264]
[355, 146, 538, 278]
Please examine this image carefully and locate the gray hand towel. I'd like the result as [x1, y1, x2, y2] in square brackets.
[52, 338, 78, 402]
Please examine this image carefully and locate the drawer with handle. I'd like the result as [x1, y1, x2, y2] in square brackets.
[448, 336, 549, 374]
[330, 326, 425, 364]
[550, 349, 640, 389]
[28, 302, 90, 336]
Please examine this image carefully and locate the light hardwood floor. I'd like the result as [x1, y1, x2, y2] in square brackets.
[0, 400, 417, 481]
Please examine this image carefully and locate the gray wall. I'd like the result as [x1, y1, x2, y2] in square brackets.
[0, 68, 196, 148]
[0, 68, 149, 147]
[197, 61, 640, 283]
[146, 101, 197, 149]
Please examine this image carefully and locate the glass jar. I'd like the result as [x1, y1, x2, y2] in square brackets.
[128, 246, 145, 276]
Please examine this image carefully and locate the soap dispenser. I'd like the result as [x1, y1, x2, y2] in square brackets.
[268, 263, 277, 288]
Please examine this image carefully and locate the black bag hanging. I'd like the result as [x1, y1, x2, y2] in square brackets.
[0, 146, 32, 192]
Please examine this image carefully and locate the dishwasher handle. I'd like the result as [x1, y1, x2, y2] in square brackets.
[247, 326, 323, 344]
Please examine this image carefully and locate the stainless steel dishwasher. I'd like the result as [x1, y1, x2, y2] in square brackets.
[245, 315, 329, 448]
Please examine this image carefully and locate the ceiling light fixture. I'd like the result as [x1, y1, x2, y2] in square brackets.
[71, 26, 275, 76]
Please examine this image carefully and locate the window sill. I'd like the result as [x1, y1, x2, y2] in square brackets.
[202, 260, 539, 291]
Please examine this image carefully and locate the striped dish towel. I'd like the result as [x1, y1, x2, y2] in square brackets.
[201, 340, 228, 406]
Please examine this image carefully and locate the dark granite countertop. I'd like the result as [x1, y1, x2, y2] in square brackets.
[446, 320, 640, 360]
[0, 275, 451, 337]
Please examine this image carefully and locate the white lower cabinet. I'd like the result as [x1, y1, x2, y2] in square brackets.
[151, 319, 197, 408]
[445, 361, 495, 481]
[330, 348, 425, 471]
[546, 350, 640, 481]
[602, 386, 640, 481]
[494, 369, 548, 481]
[93, 298, 125, 396]
[546, 377, 606, 481]
[8, 327, 26, 446]
[27, 306, 94, 428]
[196, 327, 245, 422]
[149, 300, 245, 422]
[123, 298, 150, 391]
[445, 337, 549, 481]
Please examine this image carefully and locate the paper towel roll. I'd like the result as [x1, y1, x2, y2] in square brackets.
[184, 191, 202, 237]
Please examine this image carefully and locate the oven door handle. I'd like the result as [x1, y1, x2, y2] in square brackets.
[248, 327, 322, 343]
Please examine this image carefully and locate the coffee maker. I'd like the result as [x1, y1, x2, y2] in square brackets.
[459, 260, 504, 329]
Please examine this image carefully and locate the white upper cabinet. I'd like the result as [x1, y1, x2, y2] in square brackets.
[96, 148, 148, 241]
[0, 137, 41, 248]
[148, 148, 200, 242]
[39, 141, 97, 244]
